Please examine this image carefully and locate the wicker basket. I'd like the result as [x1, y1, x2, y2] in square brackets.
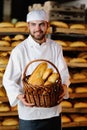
[22, 59, 63, 107]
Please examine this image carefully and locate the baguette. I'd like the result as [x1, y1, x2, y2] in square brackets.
[28, 62, 48, 84]
[42, 68, 53, 81]
[47, 72, 59, 83]
[70, 24, 86, 30]
[50, 21, 68, 28]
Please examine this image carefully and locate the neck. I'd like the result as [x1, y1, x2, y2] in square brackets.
[32, 37, 46, 45]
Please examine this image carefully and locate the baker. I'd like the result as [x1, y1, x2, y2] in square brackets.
[3, 9, 70, 130]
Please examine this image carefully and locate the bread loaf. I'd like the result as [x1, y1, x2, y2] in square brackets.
[50, 21, 68, 28]
[74, 102, 87, 108]
[27, 62, 48, 85]
[73, 116, 87, 122]
[42, 68, 53, 81]
[0, 103, 10, 112]
[47, 73, 59, 83]
[0, 40, 10, 47]
[0, 22, 14, 28]
[69, 41, 87, 47]
[70, 24, 86, 30]
[62, 115, 71, 123]
[61, 101, 72, 108]
[2, 118, 18, 126]
[15, 21, 27, 28]
[75, 87, 87, 93]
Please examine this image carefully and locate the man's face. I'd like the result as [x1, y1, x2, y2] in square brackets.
[28, 20, 48, 42]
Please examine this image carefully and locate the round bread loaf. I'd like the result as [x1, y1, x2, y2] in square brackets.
[0, 103, 10, 112]
[11, 41, 21, 47]
[2, 36, 11, 41]
[12, 34, 25, 41]
[0, 57, 9, 65]
[62, 115, 71, 123]
[2, 118, 18, 126]
[61, 101, 72, 108]
[0, 41, 10, 47]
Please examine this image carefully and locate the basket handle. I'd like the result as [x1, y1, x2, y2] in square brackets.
[23, 59, 60, 80]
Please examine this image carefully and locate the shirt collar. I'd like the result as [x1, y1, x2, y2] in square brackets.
[27, 35, 48, 47]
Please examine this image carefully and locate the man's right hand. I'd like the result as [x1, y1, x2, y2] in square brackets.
[17, 94, 35, 107]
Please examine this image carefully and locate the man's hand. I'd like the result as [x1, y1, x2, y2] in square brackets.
[57, 84, 67, 104]
[17, 94, 35, 107]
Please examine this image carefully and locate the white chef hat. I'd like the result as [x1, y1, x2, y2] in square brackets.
[26, 9, 49, 22]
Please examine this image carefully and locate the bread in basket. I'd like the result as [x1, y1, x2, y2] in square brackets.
[22, 59, 63, 107]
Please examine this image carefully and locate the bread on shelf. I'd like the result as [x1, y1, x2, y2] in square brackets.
[70, 24, 86, 30]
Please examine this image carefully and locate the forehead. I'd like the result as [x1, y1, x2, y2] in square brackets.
[29, 20, 47, 24]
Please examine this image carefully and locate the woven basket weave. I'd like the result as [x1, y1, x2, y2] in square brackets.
[22, 59, 63, 107]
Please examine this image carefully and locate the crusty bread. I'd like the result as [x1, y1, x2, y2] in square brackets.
[73, 73, 86, 80]
[47, 72, 59, 83]
[61, 101, 72, 108]
[0, 22, 14, 28]
[2, 118, 18, 126]
[69, 41, 87, 47]
[74, 102, 87, 108]
[70, 58, 87, 63]
[12, 34, 25, 41]
[2, 36, 11, 41]
[42, 68, 53, 81]
[73, 116, 87, 122]
[70, 24, 86, 30]
[0, 57, 9, 65]
[50, 21, 68, 28]
[11, 41, 21, 47]
[75, 87, 87, 93]
[55, 40, 68, 47]
[15, 21, 27, 28]
[0, 103, 10, 112]
[0, 40, 10, 47]
[28, 62, 48, 85]
[62, 115, 71, 123]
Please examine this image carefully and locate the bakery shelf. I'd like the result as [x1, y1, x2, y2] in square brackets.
[67, 62, 87, 68]
[63, 47, 87, 51]
[69, 93, 87, 99]
[71, 79, 87, 83]
[62, 108, 87, 113]
[62, 121, 87, 128]
[0, 27, 29, 35]
[0, 111, 18, 116]
[0, 46, 13, 51]
[54, 28, 87, 35]
[0, 125, 18, 130]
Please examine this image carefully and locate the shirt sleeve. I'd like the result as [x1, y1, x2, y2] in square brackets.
[3, 48, 23, 106]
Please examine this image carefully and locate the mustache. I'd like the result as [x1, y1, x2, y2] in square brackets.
[34, 30, 43, 33]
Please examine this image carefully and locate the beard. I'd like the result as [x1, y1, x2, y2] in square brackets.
[30, 30, 46, 41]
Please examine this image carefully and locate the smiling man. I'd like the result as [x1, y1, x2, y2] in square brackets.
[3, 9, 70, 130]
